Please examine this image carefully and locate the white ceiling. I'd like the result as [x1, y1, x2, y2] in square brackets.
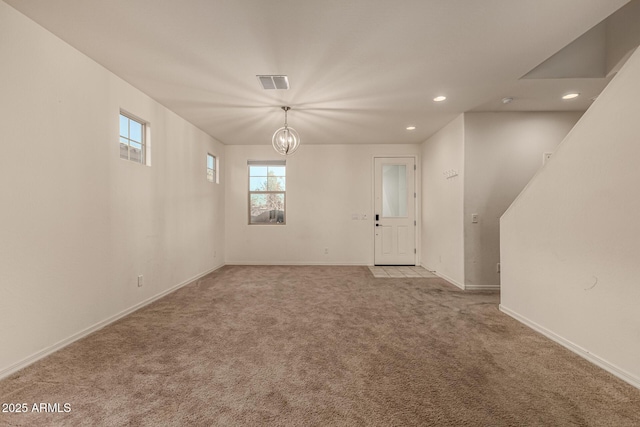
[3, 0, 630, 145]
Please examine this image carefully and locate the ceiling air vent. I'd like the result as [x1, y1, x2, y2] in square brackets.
[257, 75, 290, 90]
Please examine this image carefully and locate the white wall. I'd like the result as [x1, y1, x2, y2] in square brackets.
[225, 144, 420, 265]
[500, 47, 640, 388]
[463, 112, 582, 289]
[421, 115, 465, 287]
[0, 3, 225, 377]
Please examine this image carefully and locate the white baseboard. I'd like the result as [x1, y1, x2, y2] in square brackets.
[0, 263, 225, 381]
[465, 284, 500, 291]
[421, 265, 465, 290]
[225, 261, 367, 266]
[499, 304, 640, 390]
[419, 264, 498, 291]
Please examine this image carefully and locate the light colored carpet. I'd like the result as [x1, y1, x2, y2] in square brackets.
[1, 265, 639, 426]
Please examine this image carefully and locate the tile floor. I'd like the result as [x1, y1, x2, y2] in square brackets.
[368, 265, 438, 278]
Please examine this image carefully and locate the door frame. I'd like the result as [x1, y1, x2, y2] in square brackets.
[372, 155, 419, 266]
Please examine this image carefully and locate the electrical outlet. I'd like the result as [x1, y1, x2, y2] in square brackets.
[137, 275, 144, 287]
[324, 248, 329, 255]
[472, 213, 479, 223]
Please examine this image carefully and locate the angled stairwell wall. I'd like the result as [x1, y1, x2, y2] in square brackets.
[500, 47, 640, 388]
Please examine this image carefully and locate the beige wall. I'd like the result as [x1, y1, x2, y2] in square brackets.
[463, 112, 582, 289]
[225, 144, 420, 265]
[0, 3, 225, 377]
[606, 0, 640, 74]
[420, 112, 580, 290]
[501, 47, 640, 388]
[420, 115, 465, 287]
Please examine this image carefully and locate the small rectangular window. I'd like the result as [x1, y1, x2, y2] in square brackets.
[119, 112, 147, 165]
[207, 154, 217, 183]
[248, 160, 285, 224]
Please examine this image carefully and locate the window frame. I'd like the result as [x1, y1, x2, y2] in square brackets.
[248, 160, 286, 225]
[119, 111, 148, 165]
[207, 153, 218, 183]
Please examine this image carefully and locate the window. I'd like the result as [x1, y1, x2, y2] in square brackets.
[207, 154, 217, 183]
[248, 161, 286, 224]
[119, 112, 147, 164]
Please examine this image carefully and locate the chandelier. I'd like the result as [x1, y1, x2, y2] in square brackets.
[272, 106, 300, 155]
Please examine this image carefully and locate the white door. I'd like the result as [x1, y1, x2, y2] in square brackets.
[374, 157, 416, 265]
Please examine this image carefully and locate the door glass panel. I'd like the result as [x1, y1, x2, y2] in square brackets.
[382, 164, 407, 217]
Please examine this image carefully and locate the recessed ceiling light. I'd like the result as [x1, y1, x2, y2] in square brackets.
[562, 93, 580, 100]
[502, 97, 514, 104]
[433, 96, 447, 102]
[406, 126, 416, 130]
